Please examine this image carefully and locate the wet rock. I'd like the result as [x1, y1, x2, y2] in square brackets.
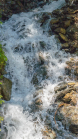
[30, 97, 43, 112]
[0, 77, 12, 101]
[67, 82, 75, 86]
[0, 0, 50, 21]
[35, 98, 43, 105]
[39, 41, 46, 48]
[63, 20, 71, 28]
[38, 66, 47, 77]
[67, 25, 78, 40]
[52, 9, 63, 16]
[69, 124, 78, 134]
[65, 58, 78, 80]
[0, 132, 7, 139]
[55, 81, 78, 135]
[58, 104, 78, 134]
[50, 24, 59, 30]
[32, 63, 48, 86]
[39, 12, 50, 25]
[54, 28, 66, 34]
[74, 66, 78, 76]
[33, 89, 43, 98]
[69, 41, 78, 49]
[50, 19, 59, 30]
[54, 82, 67, 93]
[50, 19, 59, 25]
[59, 33, 68, 42]
[62, 90, 78, 105]
[42, 127, 56, 139]
[39, 52, 46, 64]
[55, 87, 76, 101]
[61, 43, 69, 48]
[62, 7, 73, 14]
[50, 2, 78, 54]
[31, 73, 38, 85]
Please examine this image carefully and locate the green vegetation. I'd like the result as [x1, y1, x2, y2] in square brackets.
[0, 20, 7, 131]
[0, 95, 4, 105]
[0, 44, 7, 70]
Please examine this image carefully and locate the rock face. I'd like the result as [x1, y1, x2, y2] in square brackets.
[65, 58, 78, 81]
[54, 81, 78, 135]
[42, 127, 56, 139]
[49, 2, 78, 54]
[0, 77, 12, 101]
[58, 104, 78, 134]
[0, 0, 49, 20]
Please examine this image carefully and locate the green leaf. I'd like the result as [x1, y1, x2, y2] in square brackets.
[0, 44, 2, 47]
[0, 21, 2, 25]
[0, 82, 2, 85]
[0, 75, 3, 79]
[0, 95, 3, 98]
[0, 116, 4, 123]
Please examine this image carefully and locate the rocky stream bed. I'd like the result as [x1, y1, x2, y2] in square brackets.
[0, 0, 78, 139]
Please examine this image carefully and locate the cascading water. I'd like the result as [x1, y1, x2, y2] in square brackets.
[0, 0, 77, 139]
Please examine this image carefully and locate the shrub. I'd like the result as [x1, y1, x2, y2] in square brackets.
[0, 44, 7, 70]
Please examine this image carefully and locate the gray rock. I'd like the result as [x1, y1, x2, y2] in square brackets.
[55, 87, 76, 101]
[0, 77, 12, 101]
[54, 82, 67, 93]
[57, 104, 78, 134]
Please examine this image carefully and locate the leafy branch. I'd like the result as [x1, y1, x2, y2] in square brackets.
[0, 19, 6, 131]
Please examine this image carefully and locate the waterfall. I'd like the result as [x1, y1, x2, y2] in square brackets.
[0, 0, 77, 139]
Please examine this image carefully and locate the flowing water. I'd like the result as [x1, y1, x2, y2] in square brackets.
[0, 0, 77, 139]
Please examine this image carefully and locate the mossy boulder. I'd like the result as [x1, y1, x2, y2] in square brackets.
[0, 77, 12, 101]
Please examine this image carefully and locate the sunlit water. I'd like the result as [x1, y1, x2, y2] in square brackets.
[0, 0, 77, 139]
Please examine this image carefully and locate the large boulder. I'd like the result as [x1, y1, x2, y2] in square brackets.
[0, 77, 12, 101]
[57, 104, 78, 134]
[42, 126, 56, 139]
[55, 81, 78, 134]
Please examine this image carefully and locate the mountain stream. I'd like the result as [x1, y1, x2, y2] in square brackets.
[0, 0, 77, 139]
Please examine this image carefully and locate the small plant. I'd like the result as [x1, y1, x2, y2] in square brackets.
[0, 44, 7, 70]
[0, 95, 4, 131]
[0, 20, 6, 131]
[0, 20, 7, 70]
[0, 95, 4, 105]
